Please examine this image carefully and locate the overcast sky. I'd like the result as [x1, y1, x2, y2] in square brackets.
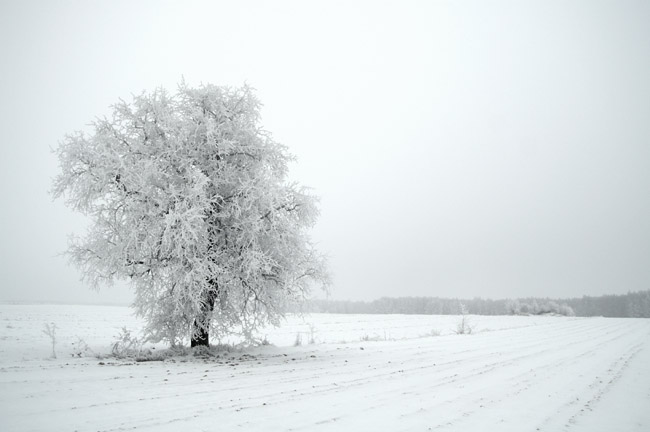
[1, 0, 649, 305]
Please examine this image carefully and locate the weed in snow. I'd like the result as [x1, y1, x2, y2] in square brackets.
[70, 337, 94, 358]
[111, 327, 143, 358]
[42, 322, 57, 359]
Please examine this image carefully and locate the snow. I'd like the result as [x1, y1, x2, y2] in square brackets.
[1, 305, 649, 431]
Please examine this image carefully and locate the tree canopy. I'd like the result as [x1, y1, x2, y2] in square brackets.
[52, 82, 328, 346]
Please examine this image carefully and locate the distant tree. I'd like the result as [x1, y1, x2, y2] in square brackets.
[530, 299, 541, 315]
[52, 82, 328, 347]
[505, 299, 521, 315]
[454, 302, 474, 334]
[305, 292, 648, 318]
[558, 303, 575, 317]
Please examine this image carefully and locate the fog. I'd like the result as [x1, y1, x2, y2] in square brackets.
[0, 0, 648, 304]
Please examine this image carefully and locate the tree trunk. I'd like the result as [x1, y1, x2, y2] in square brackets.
[191, 284, 218, 347]
[191, 323, 210, 347]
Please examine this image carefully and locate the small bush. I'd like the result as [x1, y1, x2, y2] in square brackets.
[454, 315, 474, 335]
[308, 324, 317, 344]
[70, 337, 94, 358]
[111, 327, 143, 358]
[134, 353, 167, 362]
[191, 345, 215, 358]
[42, 322, 57, 358]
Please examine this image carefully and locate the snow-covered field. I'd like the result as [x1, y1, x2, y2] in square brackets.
[1, 305, 649, 431]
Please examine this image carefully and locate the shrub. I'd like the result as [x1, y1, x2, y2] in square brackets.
[42, 322, 57, 358]
[111, 327, 143, 358]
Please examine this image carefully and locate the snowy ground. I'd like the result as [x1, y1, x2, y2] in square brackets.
[0, 305, 649, 431]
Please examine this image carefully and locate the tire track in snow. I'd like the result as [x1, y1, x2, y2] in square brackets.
[274, 319, 647, 431]
[415, 321, 649, 432]
[228, 319, 644, 430]
[98, 320, 645, 430]
[2, 317, 649, 432]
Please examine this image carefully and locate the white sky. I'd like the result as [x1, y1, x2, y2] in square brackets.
[0, 0, 649, 304]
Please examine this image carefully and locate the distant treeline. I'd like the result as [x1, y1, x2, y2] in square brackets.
[303, 290, 650, 318]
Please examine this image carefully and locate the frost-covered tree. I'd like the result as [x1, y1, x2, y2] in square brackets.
[52, 82, 328, 347]
[505, 299, 521, 315]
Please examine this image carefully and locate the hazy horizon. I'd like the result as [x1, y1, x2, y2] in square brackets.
[2, 287, 649, 308]
[1, 0, 649, 305]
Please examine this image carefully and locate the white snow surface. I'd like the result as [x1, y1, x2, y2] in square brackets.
[1, 304, 649, 431]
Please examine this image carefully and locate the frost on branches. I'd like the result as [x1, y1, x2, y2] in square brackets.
[52, 83, 328, 347]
